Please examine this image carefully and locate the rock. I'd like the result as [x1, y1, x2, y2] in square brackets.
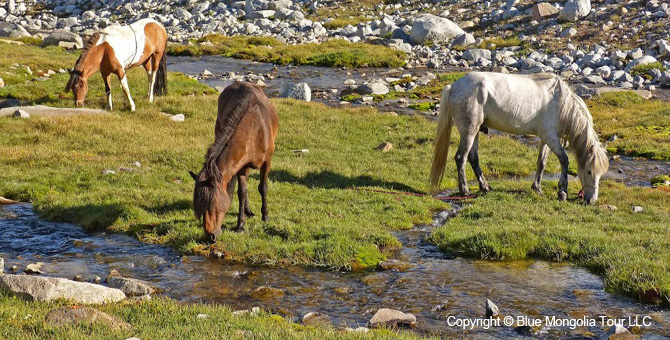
[197, 313, 208, 319]
[378, 259, 414, 271]
[601, 205, 618, 211]
[560, 27, 577, 38]
[369, 308, 416, 328]
[107, 275, 155, 296]
[250, 286, 284, 299]
[0, 77, 4, 88]
[0, 274, 126, 304]
[45, 306, 131, 331]
[41, 30, 83, 49]
[462, 48, 492, 62]
[0, 258, 3, 274]
[24, 262, 44, 274]
[0, 196, 17, 204]
[358, 81, 389, 95]
[10, 265, 18, 273]
[0, 23, 31, 39]
[485, 299, 499, 317]
[601, 324, 637, 340]
[72, 275, 84, 282]
[102, 169, 116, 175]
[375, 142, 393, 152]
[93, 276, 101, 284]
[558, 0, 591, 22]
[531, 3, 559, 21]
[13, 109, 29, 119]
[631, 206, 644, 213]
[282, 82, 311, 102]
[302, 312, 332, 327]
[409, 14, 465, 45]
[170, 113, 185, 122]
[451, 33, 475, 47]
[345, 326, 370, 333]
[624, 56, 658, 72]
[201, 69, 214, 77]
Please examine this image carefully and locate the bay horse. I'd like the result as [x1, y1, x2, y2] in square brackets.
[430, 72, 609, 204]
[189, 82, 279, 241]
[65, 18, 168, 112]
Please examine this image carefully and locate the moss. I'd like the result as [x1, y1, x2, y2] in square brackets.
[651, 174, 670, 187]
[630, 62, 667, 80]
[408, 102, 436, 111]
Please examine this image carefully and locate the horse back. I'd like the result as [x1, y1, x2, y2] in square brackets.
[217, 82, 278, 171]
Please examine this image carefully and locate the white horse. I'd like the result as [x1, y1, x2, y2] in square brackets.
[430, 72, 609, 204]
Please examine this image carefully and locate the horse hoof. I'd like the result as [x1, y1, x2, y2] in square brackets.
[245, 210, 255, 217]
[558, 191, 567, 201]
[262, 215, 269, 222]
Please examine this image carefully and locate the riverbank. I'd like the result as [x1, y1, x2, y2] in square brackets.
[0, 43, 668, 305]
[0, 294, 427, 340]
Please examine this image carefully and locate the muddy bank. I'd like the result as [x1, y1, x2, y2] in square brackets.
[2, 203, 668, 338]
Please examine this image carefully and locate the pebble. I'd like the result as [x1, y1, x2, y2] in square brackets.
[631, 206, 644, 213]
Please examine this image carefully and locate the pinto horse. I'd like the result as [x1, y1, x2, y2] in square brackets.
[65, 18, 168, 111]
[430, 72, 609, 204]
[190, 82, 279, 241]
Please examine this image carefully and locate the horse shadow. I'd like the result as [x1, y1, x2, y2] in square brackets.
[267, 169, 421, 193]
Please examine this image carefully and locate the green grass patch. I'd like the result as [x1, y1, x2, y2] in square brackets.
[589, 91, 670, 160]
[0, 294, 428, 340]
[429, 181, 670, 304]
[651, 174, 670, 187]
[629, 62, 667, 80]
[408, 102, 436, 111]
[167, 35, 406, 68]
[479, 36, 522, 50]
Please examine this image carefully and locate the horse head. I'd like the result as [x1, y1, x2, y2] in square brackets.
[577, 144, 609, 204]
[190, 170, 230, 242]
[66, 69, 89, 108]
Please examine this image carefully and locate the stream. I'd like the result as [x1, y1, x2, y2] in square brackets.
[2, 203, 669, 339]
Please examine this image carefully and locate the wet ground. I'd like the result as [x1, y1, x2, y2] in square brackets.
[2, 203, 669, 339]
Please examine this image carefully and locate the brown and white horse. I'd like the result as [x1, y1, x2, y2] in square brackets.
[66, 18, 168, 111]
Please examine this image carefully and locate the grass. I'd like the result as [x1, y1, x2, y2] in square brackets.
[309, 0, 385, 29]
[429, 181, 670, 304]
[1, 44, 669, 307]
[0, 294, 429, 340]
[588, 91, 670, 160]
[0, 41, 74, 86]
[479, 36, 522, 50]
[167, 35, 406, 68]
[629, 61, 667, 80]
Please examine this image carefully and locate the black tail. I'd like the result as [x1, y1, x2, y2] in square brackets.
[154, 44, 167, 96]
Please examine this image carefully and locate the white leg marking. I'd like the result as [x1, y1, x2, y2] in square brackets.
[149, 70, 157, 103]
[120, 75, 135, 112]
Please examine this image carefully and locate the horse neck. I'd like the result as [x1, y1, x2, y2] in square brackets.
[76, 44, 105, 79]
[560, 97, 600, 169]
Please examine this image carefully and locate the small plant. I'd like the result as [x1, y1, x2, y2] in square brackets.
[629, 62, 667, 80]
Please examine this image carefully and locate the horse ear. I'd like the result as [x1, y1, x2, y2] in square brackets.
[189, 171, 198, 181]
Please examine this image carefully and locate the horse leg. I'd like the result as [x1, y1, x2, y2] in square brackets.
[235, 168, 250, 231]
[467, 132, 491, 193]
[544, 136, 569, 201]
[101, 72, 113, 110]
[119, 74, 136, 112]
[532, 143, 550, 195]
[143, 61, 154, 103]
[455, 130, 477, 196]
[259, 161, 271, 222]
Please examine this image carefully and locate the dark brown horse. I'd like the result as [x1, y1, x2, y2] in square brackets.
[190, 82, 279, 241]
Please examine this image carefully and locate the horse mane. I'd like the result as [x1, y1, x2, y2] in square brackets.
[193, 82, 256, 218]
[65, 33, 101, 91]
[556, 79, 609, 175]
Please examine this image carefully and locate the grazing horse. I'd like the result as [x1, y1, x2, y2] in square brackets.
[65, 18, 168, 111]
[430, 72, 609, 204]
[190, 82, 279, 241]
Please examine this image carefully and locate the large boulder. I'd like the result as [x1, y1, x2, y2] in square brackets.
[45, 306, 131, 331]
[282, 82, 311, 102]
[462, 48, 492, 62]
[357, 80, 390, 95]
[531, 3, 559, 21]
[369, 308, 416, 328]
[0, 23, 31, 39]
[0, 274, 126, 304]
[558, 0, 591, 22]
[409, 14, 464, 45]
[41, 29, 83, 49]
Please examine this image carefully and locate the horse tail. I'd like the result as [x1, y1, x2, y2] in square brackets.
[430, 85, 453, 192]
[202, 83, 255, 182]
[154, 42, 167, 96]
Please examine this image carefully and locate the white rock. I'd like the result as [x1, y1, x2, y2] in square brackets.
[170, 114, 185, 122]
[409, 14, 465, 45]
[282, 82, 311, 102]
[0, 274, 126, 304]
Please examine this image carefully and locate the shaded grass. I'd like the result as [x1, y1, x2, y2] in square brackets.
[429, 181, 670, 304]
[0, 294, 429, 340]
[167, 35, 406, 68]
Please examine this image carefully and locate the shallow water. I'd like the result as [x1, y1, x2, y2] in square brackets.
[2, 204, 668, 339]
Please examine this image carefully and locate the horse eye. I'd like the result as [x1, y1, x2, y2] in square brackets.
[587, 170, 592, 175]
